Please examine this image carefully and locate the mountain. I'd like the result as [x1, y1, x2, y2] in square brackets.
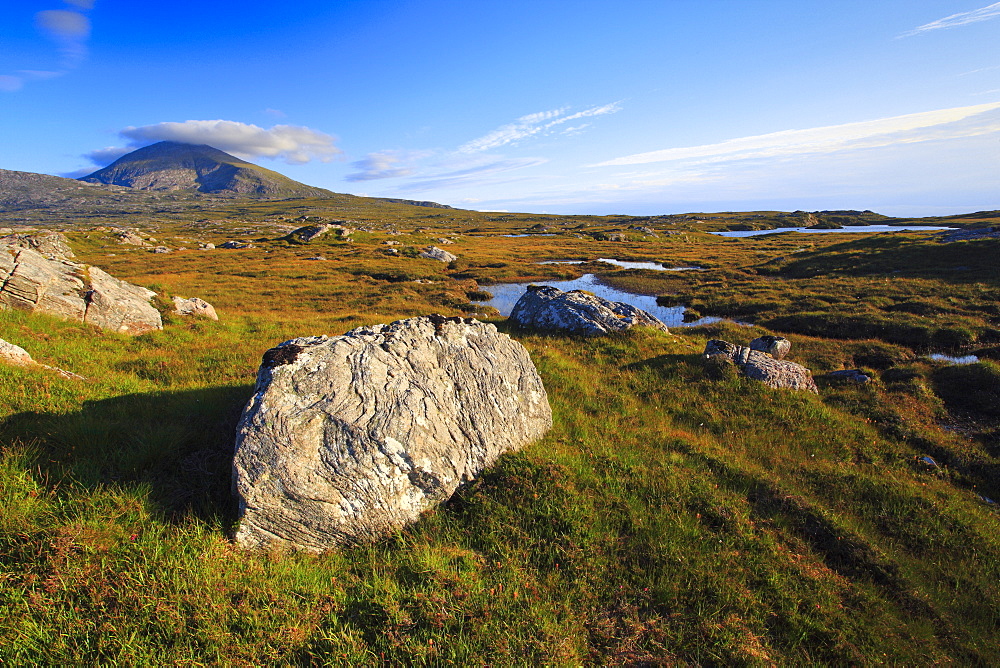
[79, 141, 334, 198]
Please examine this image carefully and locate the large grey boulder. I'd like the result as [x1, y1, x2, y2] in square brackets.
[704, 339, 818, 392]
[0, 338, 33, 365]
[510, 284, 668, 336]
[233, 315, 552, 552]
[287, 223, 352, 243]
[0, 244, 162, 335]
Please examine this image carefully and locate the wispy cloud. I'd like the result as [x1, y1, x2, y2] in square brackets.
[3, 1, 96, 92]
[458, 102, 622, 153]
[83, 120, 342, 166]
[346, 150, 431, 181]
[900, 2, 1000, 37]
[593, 102, 1000, 167]
[395, 157, 549, 193]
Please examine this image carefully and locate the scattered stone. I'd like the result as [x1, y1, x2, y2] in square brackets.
[827, 369, 872, 384]
[232, 315, 552, 551]
[750, 335, 791, 360]
[608, 233, 627, 242]
[436, 237, 455, 245]
[199, 242, 215, 250]
[384, 240, 401, 246]
[704, 339, 818, 392]
[384, 248, 399, 255]
[219, 241, 254, 249]
[630, 226, 656, 234]
[418, 246, 458, 263]
[510, 284, 669, 336]
[304, 256, 326, 261]
[172, 296, 219, 321]
[152, 246, 172, 253]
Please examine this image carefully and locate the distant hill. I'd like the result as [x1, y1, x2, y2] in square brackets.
[80, 141, 334, 198]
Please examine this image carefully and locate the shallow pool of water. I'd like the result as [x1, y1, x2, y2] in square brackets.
[712, 225, 954, 238]
[927, 353, 980, 365]
[536, 258, 703, 271]
[473, 274, 725, 327]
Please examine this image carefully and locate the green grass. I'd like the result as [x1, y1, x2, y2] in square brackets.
[1, 213, 999, 664]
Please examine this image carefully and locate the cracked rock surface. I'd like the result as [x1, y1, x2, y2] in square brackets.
[704, 339, 818, 393]
[233, 315, 552, 552]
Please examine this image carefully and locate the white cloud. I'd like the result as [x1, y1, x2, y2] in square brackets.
[393, 157, 549, 192]
[593, 102, 1000, 167]
[114, 120, 341, 164]
[900, 2, 1000, 37]
[346, 151, 426, 181]
[458, 102, 622, 153]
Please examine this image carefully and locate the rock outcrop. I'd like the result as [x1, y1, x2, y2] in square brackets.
[0, 231, 75, 259]
[418, 246, 457, 263]
[510, 284, 669, 336]
[0, 237, 162, 335]
[287, 223, 352, 243]
[233, 315, 552, 552]
[704, 339, 818, 392]
[172, 296, 219, 320]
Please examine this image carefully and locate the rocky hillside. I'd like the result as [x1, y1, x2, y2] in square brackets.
[80, 141, 334, 198]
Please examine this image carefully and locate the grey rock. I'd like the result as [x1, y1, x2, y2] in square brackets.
[219, 241, 254, 249]
[152, 246, 172, 253]
[0, 246, 87, 321]
[233, 315, 552, 552]
[288, 223, 352, 243]
[827, 369, 872, 384]
[114, 229, 151, 247]
[172, 296, 219, 321]
[750, 335, 792, 360]
[510, 284, 669, 336]
[418, 246, 457, 263]
[704, 339, 818, 392]
[0, 231, 75, 259]
[199, 242, 216, 250]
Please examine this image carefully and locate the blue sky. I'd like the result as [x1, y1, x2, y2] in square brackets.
[2, 0, 998, 216]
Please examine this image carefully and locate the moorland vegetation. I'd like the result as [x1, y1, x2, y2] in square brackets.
[1, 188, 998, 664]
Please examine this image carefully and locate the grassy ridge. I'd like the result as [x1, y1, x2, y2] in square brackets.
[1, 217, 998, 664]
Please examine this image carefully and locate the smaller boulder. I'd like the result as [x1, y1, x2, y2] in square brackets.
[419, 246, 458, 263]
[172, 296, 219, 320]
[704, 339, 817, 392]
[199, 242, 216, 250]
[827, 369, 872, 384]
[511, 285, 668, 336]
[750, 335, 791, 360]
[219, 241, 254, 249]
[0, 338, 33, 365]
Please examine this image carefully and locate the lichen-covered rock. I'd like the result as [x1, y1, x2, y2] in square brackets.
[172, 296, 219, 320]
[704, 339, 818, 392]
[510, 284, 668, 336]
[287, 223, 352, 242]
[219, 241, 253, 249]
[0, 244, 161, 335]
[233, 315, 552, 552]
[750, 335, 791, 360]
[418, 246, 457, 263]
[827, 369, 872, 384]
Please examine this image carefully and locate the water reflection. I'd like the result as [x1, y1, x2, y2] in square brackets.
[927, 353, 980, 365]
[712, 225, 954, 238]
[473, 274, 724, 328]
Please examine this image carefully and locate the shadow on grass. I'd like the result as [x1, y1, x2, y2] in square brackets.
[0, 384, 254, 527]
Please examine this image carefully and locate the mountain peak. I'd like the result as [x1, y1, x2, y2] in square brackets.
[79, 142, 331, 198]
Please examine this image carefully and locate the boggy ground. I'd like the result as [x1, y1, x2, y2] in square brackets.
[0, 205, 998, 665]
